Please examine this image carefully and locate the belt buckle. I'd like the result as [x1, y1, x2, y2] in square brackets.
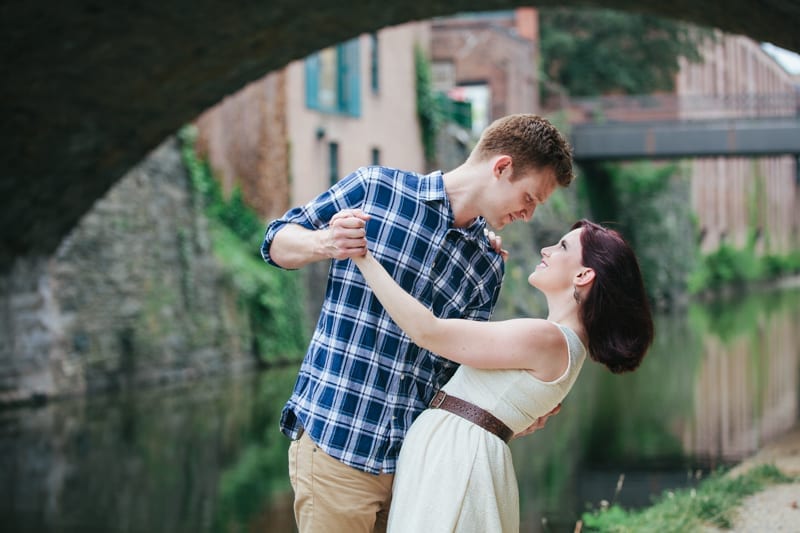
[430, 390, 447, 408]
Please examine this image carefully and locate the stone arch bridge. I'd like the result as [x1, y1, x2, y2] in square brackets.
[2, 0, 799, 272]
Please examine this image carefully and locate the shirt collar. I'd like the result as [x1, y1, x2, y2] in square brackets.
[457, 216, 490, 244]
[419, 170, 447, 203]
[421, 171, 489, 244]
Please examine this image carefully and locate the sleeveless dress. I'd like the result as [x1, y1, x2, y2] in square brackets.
[386, 324, 587, 533]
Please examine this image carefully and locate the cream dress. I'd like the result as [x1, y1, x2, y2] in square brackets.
[386, 324, 587, 533]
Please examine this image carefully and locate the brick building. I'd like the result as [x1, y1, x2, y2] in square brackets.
[430, 9, 540, 134]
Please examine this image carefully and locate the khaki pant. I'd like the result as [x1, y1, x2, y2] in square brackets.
[288, 432, 394, 533]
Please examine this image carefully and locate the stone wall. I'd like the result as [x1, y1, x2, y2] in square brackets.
[0, 137, 255, 406]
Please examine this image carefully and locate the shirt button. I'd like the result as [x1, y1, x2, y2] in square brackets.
[400, 375, 405, 381]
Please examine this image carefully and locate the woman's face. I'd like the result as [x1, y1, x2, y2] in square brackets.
[528, 227, 585, 290]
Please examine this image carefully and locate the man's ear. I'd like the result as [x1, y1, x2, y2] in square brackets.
[493, 155, 513, 179]
[575, 268, 595, 287]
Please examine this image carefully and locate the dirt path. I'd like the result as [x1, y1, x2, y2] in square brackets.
[708, 426, 800, 532]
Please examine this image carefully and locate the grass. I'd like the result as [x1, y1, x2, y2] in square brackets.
[580, 464, 796, 532]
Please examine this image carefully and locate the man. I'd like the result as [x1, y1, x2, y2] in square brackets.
[261, 114, 574, 533]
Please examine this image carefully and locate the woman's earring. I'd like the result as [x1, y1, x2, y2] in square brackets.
[573, 285, 581, 304]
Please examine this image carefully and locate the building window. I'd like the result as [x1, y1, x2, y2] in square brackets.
[448, 83, 490, 134]
[370, 32, 380, 94]
[371, 147, 381, 166]
[305, 39, 361, 116]
[432, 61, 456, 93]
[329, 142, 340, 187]
[796, 155, 800, 186]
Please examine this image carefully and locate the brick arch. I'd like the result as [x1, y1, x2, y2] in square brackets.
[2, 0, 798, 271]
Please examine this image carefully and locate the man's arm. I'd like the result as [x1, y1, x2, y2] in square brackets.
[269, 210, 369, 269]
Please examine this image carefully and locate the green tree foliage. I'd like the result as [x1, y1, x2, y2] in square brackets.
[579, 161, 696, 309]
[538, 8, 711, 305]
[540, 8, 708, 98]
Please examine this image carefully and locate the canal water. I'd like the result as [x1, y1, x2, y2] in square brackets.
[1, 286, 798, 532]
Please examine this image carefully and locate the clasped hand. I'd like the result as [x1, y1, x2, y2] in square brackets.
[327, 209, 508, 259]
[326, 209, 371, 260]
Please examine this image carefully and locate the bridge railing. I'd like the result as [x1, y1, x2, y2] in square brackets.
[561, 92, 800, 124]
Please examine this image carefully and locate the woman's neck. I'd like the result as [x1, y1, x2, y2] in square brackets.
[545, 294, 583, 336]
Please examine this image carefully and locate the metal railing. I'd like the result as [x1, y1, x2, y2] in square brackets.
[563, 92, 800, 124]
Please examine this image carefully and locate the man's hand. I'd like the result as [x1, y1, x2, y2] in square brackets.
[324, 209, 371, 260]
[512, 403, 561, 440]
[484, 229, 509, 261]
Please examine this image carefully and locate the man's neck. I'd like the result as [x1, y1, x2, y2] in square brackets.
[442, 165, 482, 228]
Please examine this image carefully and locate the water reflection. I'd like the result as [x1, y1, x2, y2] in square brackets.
[1, 287, 798, 533]
[0, 368, 299, 533]
[684, 289, 799, 461]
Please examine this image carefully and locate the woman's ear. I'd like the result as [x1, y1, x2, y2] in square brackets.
[574, 268, 595, 287]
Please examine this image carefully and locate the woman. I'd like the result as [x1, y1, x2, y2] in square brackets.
[351, 218, 654, 532]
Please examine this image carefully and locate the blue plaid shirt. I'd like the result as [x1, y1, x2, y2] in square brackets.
[261, 166, 504, 474]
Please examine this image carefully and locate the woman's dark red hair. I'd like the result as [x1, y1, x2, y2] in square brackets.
[573, 219, 654, 373]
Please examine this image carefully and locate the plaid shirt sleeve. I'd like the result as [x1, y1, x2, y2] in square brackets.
[260, 167, 369, 267]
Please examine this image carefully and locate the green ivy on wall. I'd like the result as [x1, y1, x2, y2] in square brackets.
[415, 45, 442, 166]
[688, 164, 800, 295]
[178, 125, 307, 365]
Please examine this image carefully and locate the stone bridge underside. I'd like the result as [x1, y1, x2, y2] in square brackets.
[2, 0, 799, 272]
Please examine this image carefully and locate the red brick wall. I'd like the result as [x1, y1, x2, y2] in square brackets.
[195, 70, 290, 220]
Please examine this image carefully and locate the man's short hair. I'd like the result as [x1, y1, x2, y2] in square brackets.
[472, 114, 574, 187]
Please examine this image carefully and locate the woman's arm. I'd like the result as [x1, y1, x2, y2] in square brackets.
[352, 250, 568, 379]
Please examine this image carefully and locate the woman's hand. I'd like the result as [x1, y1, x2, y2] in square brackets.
[484, 229, 508, 261]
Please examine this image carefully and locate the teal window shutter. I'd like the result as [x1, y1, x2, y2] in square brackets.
[343, 39, 361, 117]
[336, 43, 347, 112]
[305, 42, 359, 116]
[370, 33, 379, 94]
[305, 53, 320, 110]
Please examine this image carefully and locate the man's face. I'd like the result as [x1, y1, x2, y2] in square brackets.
[485, 166, 558, 230]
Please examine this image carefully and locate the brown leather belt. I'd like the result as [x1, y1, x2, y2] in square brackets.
[429, 390, 514, 443]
